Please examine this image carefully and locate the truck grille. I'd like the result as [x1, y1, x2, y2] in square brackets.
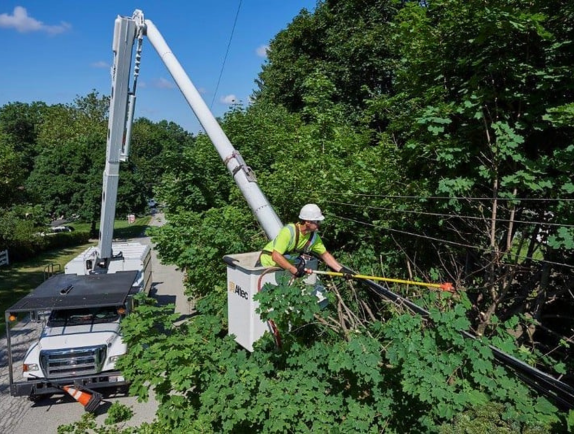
[40, 345, 107, 379]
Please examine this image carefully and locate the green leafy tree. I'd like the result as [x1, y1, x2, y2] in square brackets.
[0, 136, 25, 206]
[370, 0, 574, 343]
[0, 101, 48, 177]
[256, 0, 397, 122]
[26, 136, 103, 220]
[130, 118, 193, 206]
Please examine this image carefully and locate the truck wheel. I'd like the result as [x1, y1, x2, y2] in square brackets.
[29, 393, 53, 402]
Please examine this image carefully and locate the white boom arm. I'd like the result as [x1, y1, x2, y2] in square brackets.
[144, 19, 282, 238]
[96, 10, 282, 269]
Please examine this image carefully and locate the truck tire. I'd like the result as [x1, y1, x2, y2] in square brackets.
[28, 393, 53, 402]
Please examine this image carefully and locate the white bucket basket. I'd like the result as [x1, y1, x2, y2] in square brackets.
[224, 251, 326, 352]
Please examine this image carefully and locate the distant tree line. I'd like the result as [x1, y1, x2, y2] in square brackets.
[0, 92, 193, 257]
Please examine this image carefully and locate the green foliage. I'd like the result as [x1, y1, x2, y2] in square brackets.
[57, 413, 97, 434]
[58, 410, 163, 434]
[104, 401, 134, 425]
[155, 130, 230, 215]
[0, 92, 186, 224]
[438, 402, 554, 434]
[0, 205, 43, 250]
[257, 0, 396, 119]
[117, 278, 561, 432]
[0, 138, 24, 206]
[383, 294, 559, 429]
[0, 101, 49, 177]
[119, 266, 558, 432]
[149, 205, 265, 298]
[0, 204, 91, 260]
[26, 134, 104, 220]
[256, 275, 327, 337]
[119, 289, 395, 432]
[129, 118, 193, 209]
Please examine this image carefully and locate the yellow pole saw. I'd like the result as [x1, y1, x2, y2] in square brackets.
[312, 270, 455, 292]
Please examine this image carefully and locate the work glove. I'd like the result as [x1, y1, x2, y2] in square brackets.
[342, 272, 354, 281]
[294, 261, 307, 278]
[339, 267, 354, 281]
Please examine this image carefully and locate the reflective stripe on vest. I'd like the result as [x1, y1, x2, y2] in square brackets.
[286, 224, 316, 254]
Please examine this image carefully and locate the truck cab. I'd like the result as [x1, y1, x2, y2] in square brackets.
[5, 271, 140, 399]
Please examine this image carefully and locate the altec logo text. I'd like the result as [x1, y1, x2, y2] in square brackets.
[229, 282, 248, 300]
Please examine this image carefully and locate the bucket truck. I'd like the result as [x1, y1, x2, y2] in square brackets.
[5, 9, 313, 404]
[4, 11, 153, 402]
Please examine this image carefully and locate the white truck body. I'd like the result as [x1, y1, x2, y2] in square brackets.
[15, 243, 151, 390]
[65, 242, 152, 295]
[6, 271, 140, 398]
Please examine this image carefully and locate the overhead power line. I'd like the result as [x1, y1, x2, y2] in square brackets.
[210, 0, 242, 109]
[349, 258, 574, 410]
[326, 200, 574, 229]
[331, 213, 574, 270]
[325, 193, 574, 202]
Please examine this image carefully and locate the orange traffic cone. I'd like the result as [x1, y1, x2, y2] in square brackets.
[62, 385, 102, 412]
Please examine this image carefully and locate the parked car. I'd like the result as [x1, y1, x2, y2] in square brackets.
[51, 225, 75, 233]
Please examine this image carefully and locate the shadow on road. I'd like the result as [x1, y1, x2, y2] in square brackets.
[150, 284, 176, 309]
[27, 386, 129, 413]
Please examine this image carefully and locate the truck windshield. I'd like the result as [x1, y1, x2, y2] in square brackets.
[47, 306, 121, 326]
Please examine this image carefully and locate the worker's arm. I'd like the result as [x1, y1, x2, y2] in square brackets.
[271, 250, 298, 275]
[319, 251, 343, 273]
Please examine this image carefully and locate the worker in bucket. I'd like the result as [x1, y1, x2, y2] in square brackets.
[258, 203, 349, 278]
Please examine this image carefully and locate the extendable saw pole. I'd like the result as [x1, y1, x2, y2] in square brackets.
[312, 270, 454, 292]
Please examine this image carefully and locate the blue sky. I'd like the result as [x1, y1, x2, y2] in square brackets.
[0, 1, 317, 134]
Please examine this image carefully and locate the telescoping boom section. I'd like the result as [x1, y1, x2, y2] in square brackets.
[95, 10, 282, 273]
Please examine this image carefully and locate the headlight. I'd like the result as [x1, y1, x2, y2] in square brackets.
[23, 363, 39, 372]
[108, 355, 123, 363]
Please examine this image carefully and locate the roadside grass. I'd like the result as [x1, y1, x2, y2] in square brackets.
[0, 216, 152, 336]
[68, 215, 151, 239]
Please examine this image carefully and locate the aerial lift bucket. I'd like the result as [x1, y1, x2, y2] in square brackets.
[62, 385, 102, 413]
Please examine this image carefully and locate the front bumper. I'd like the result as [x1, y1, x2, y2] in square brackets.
[11, 371, 128, 397]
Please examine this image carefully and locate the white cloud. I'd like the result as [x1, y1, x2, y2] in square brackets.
[256, 45, 269, 58]
[220, 94, 237, 104]
[153, 77, 175, 89]
[0, 6, 71, 35]
[91, 61, 109, 69]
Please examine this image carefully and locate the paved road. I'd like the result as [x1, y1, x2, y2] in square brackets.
[0, 212, 188, 433]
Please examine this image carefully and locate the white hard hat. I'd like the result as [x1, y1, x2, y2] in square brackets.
[299, 203, 325, 221]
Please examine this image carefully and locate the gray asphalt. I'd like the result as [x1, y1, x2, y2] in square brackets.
[0, 212, 188, 433]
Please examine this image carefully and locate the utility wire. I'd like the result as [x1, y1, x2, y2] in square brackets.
[210, 0, 242, 109]
[323, 193, 574, 202]
[331, 214, 574, 270]
[333, 214, 478, 250]
[326, 200, 574, 229]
